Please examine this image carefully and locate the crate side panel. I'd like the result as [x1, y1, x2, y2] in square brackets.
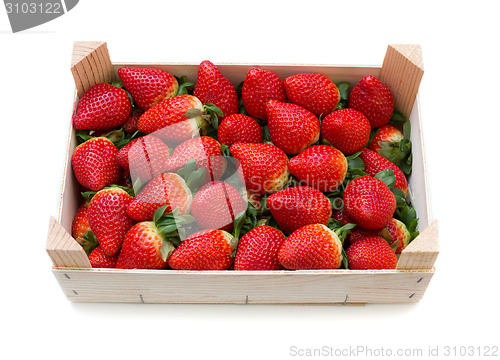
[407, 97, 431, 230]
[111, 63, 381, 87]
[52, 269, 433, 304]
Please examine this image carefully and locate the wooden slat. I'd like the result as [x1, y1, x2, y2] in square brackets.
[379, 44, 424, 120]
[52, 268, 434, 304]
[46, 216, 91, 269]
[71, 41, 114, 97]
[397, 220, 439, 270]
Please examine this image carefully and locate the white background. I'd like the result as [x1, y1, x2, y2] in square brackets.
[1, 1, 499, 359]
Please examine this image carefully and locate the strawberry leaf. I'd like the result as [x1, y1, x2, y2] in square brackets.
[203, 103, 224, 129]
[186, 167, 206, 193]
[342, 248, 349, 269]
[79, 231, 99, 255]
[232, 210, 247, 239]
[175, 75, 194, 95]
[389, 110, 406, 123]
[176, 159, 198, 179]
[334, 81, 350, 110]
[374, 170, 396, 189]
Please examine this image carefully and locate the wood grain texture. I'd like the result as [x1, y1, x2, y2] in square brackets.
[46, 216, 91, 269]
[71, 41, 114, 97]
[52, 268, 434, 304]
[379, 44, 424, 120]
[397, 220, 439, 270]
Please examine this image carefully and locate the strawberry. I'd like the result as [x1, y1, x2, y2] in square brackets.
[359, 148, 408, 195]
[193, 60, 239, 119]
[230, 143, 289, 194]
[347, 228, 381, 246]
[368, 124, 404, 152]
[247, 190, 263, 211]
[284, 73, 339, 117]
[73, 83, 132, 131]
[72, 200, 91, 243]
[88, 246, 118, 268]
[234, 226, 286, 270]
[267, 186, 332, 235]
[116, 135, 170, 184]
[242, 68, 286, 119]
[87, 187, 136, 256]
[217, 114, 263, 146]
[138, 94, 208, 144]
[72, 137, 121, 191]
[118, 67, 179, 111]
[127, 173, 192, 221]
[266, 100, 320, 155]
[379, 218, 411, 254]
[124, 110, 143, 134]
[278, 224, 343, 270]
[288, 145, 347, 192]
[168, 229, 237, 270]
[346, 236, 397, 270]
[343, 176, 396, 230]
[164, 136, 226, 182]
[191, 181, 247, 231]
[116, 223, 174, 270]
[348, 75, 394, 128]
[320, 108, 371, 155]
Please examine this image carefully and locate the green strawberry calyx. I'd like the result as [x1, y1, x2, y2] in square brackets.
[377, 110, 413, 175]
[374, 170, 419, 241]
[152, 205, 195, 259]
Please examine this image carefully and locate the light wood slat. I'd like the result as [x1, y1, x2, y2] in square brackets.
[379, 44, 424, 120]
[397, 220, 439, 270]
[71, 42, 114, 97]
[46, 216, 91, 269]
[52, 268, 434, 304]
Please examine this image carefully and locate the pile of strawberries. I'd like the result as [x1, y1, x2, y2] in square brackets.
[70, 60, 419, 271]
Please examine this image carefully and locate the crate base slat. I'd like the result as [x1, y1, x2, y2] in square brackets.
[52, 268, 434, 304]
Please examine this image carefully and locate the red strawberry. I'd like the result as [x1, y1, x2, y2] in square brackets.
[118, 67, 179, 111]
[278, 224, 343, 270]
[217, 114, 263, 146]
[368, 124, 404, 152]
[72, 201, 91, 242]
[347, 228, 381, 246]
[138, 94, 208, 144]
[267, 186, 332, 235]
[191, 181, 247, 231]
[88, 246, 118, 268]
[116, 135, 170, 184]
[230, 143, 289, 194]
[72, 137, 121, 191]
[359, 148, 408, 195]
[266, 100, 320, 155]
[193, 60, 239, 119]
[348, 75, 394, 128]
[116, 222, 176, 270]
[168, 229, 237, 270]
[332, 209, 353, 225]
[73, 83, 132, 131]
[164, 136, 226, 182]
[124, 111, 143, 134]
[127, 173, 192, 221]
[346, 236, 397, 270]
[234, 226, 286, 270]
[242, 68, 286, 119]
[87, 187, 136, 256]
[379, 218, 411, 254]
[288, 145, 347, 192]
[343, 176, 396, 230]
[284, 73, 339, 117]
[320, 108, 371, 155]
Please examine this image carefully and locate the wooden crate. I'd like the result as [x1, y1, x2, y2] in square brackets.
[46, 42, 438, 304]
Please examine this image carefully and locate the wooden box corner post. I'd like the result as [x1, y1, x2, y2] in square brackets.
[397, 220, 439, 270]
[71, 41, 114, 97]
[46, 216, 91, 269]
[380, 44, 424, 120]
